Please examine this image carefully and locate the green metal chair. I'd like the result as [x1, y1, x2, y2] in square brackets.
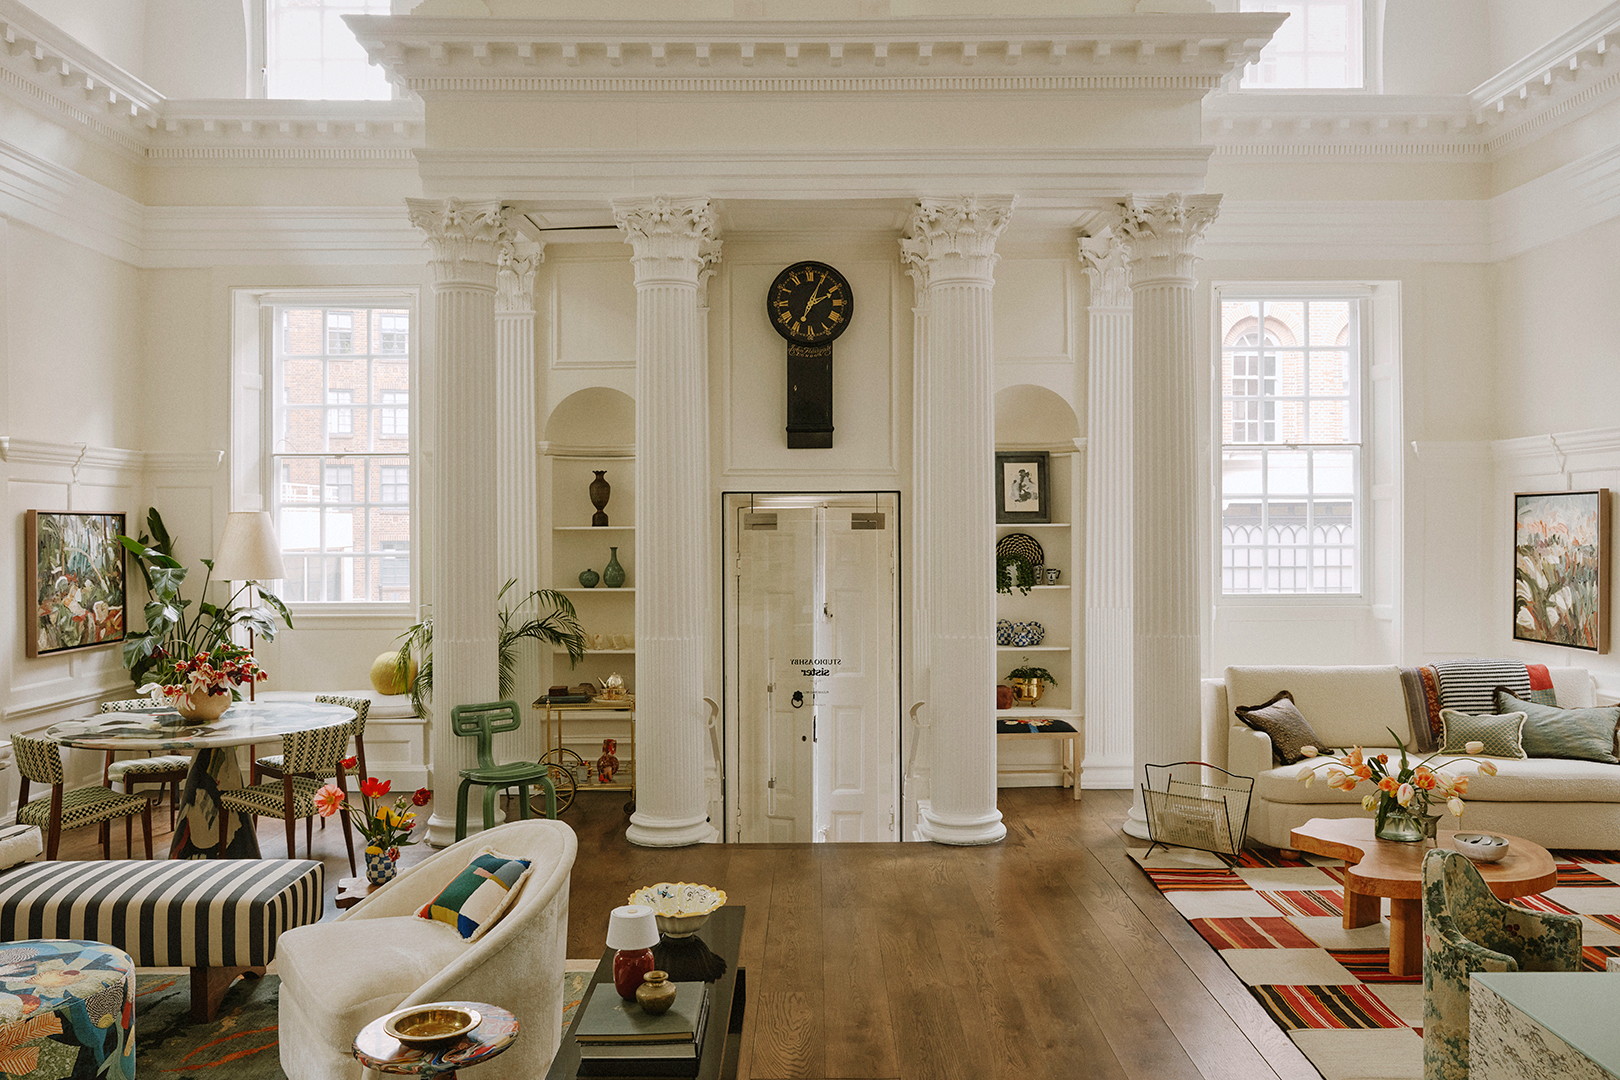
[452, 701, 557, 842]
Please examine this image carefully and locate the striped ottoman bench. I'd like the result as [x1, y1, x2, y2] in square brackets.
[0, 858, 323, 1021]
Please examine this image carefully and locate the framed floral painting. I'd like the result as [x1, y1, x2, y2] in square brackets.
[1513, 489, 1609, 653]
[25, 511, 127, 658]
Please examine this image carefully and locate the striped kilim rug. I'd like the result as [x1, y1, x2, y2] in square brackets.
[1132, 843, 1620, 1080]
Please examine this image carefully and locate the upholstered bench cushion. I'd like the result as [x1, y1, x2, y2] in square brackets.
[0, 859, 323, 968]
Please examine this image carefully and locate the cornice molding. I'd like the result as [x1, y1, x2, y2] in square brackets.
[141, 206, 424, 267]
[346, 13, 1283, 91]
[0, 437, 222, 473]
[0, 136, 143, 264]
[1205, 3, 1620, 161]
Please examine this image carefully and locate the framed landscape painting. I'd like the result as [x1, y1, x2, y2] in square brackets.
[25, 511, 127, 658]
[1513, 489, 1610, 653]
[994, 451, 1050, 525]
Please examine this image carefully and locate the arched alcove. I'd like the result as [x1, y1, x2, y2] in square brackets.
[544, 387, 636, 454]
[993, 383, 1080, 450]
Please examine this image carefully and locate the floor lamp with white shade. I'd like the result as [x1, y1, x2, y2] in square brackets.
[211, 511, 286, 702]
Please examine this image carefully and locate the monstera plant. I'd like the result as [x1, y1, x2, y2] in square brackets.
[117, 508, 292, 689]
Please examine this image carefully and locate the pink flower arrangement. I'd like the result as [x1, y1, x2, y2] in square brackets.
[138, 643, 265, 704]
[315, 777, 433, 856]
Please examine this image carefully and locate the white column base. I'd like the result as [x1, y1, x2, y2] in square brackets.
[625, 812, 716, 848]
[917, 807, 1007, 846]
[423, 805, 507, 848]
[1122, 804, 1152, 840]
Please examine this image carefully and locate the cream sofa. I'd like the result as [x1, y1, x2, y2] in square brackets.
[276, 819, 576, 1080]
[1200, 665, 1620, 850]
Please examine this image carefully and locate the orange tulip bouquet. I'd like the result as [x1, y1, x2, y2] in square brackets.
[1295, 727, 1499, 843]
[316, 768, 431, 884]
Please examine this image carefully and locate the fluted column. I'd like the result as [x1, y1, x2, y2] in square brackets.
[613, 196, 720, 848]
[496, 239, 545, 765]
[900, 251, 934, 817]
[903, 195, 1014, 846]
[1079, 231, 1134, 795]
[406, 197, 513, 846]
[1114, 194, 1220, 838]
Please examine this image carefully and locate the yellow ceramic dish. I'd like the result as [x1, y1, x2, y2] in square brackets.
[628, 882, 728, 938]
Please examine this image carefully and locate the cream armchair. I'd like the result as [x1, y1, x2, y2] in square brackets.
[277, 819, 576, 1080]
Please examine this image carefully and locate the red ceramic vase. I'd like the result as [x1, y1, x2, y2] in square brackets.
[613, 947, 654, 1001]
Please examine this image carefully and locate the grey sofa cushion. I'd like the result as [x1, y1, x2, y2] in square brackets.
[1496, 688, 1620, 765]
[1235, 690, 1324, 766]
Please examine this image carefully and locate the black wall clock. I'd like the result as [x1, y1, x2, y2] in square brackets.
[767, 261, 852, 449]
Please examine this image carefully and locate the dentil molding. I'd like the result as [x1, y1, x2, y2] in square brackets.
[1205, 3, 1620, 161]
[346, 13, 1283, 92]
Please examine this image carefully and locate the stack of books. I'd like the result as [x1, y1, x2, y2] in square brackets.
[574, 980, 710, 1077]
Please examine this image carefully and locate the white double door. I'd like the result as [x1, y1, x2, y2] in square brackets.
[730, 495, 898, 843]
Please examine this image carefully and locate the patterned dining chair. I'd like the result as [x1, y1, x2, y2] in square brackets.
[253, 695, 370, 785]
[99, 699, 192, 849]
[1422, 848, 1582, 1080]
[12, 734, 153, 860]
[216, 721, 357, 874]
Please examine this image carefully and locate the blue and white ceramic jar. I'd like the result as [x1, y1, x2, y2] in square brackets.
[996, 619, 1014, 646]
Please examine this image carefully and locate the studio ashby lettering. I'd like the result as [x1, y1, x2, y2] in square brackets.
[792, 658, 842, 677]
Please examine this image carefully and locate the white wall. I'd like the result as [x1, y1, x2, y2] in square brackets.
[18, 0, 148, 81]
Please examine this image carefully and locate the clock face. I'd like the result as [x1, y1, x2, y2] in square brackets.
[767, 262, 852, 345]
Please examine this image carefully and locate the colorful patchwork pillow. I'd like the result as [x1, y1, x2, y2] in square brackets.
[1438, 708, 1526, 759]
[416, 848, 534, 941]
[1234, 690, 1324, 766]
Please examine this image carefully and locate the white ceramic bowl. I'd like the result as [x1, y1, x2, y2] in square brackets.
[628, 882, 728, 938]
[1453, 833, 1510, 862]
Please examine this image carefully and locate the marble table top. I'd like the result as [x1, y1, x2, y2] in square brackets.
[43, 700, 356, 751]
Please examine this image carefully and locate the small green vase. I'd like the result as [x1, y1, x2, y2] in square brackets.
[578, 567, 600, 589]
[603, 547, 626, 588]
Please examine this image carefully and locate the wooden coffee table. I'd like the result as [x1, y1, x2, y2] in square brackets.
[1290, 817, 1557, 977]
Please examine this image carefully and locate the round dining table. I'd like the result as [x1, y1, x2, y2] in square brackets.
[44, 700, 357, 860]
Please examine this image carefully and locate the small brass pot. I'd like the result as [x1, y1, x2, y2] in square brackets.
[636, 971, 678, 1015]
[1009, 678, 1046, 707]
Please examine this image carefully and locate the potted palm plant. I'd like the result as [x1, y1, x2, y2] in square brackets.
[1006, 659, 1058, 707]
[392, 579, 586, 716]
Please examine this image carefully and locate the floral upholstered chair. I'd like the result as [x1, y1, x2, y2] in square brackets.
[1421, 848, 1581, 1080]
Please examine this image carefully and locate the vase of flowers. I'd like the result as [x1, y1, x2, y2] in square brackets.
[138, 643, 266, 720]
[315, 772, 431, 885]
[1296, 727, 1500, 843]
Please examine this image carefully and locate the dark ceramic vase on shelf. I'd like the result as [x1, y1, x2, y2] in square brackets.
[603, 546, 626, 588]
[578, 567, 600, 589]
[589, 470, 611, 527]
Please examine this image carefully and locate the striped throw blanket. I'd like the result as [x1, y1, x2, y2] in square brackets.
[1400, 659, 1556, 752]
[0, 858, 322, 969]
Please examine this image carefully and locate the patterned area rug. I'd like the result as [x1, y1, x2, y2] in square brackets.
[133, 968, 595, 1078]
[1133, 844, 1620, 1080]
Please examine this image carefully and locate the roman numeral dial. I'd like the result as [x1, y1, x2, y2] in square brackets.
[767, 261, 852, 449]
[767, 261, 853, 346]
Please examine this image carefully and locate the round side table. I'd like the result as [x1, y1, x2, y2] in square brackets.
[353, 1002, 518, 1079]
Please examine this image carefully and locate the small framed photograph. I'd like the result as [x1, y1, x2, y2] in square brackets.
[25, 510, 128, 658]
[1513, 489, 1610, 653]
[994, 451, 1050, 524]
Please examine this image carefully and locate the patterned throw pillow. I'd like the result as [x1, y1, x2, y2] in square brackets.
[417, 848, 534, 941]
[1495, 688, 1620, 764]
[1234, 690, 1324, 766]
[1438, 708, 1526, 759]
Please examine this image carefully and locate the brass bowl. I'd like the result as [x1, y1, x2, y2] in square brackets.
[384, 1005, 481, 1046]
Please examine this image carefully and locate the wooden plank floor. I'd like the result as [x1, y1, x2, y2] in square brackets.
[55, 785, 1321, 1080]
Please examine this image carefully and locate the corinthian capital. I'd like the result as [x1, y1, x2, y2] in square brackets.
[496, 239, 544, 314]
[1078, 230, 1132, 310]
[612, 196, 719, 287]
[406, 198, 513, 289]
[1113, 194, 1221, 285]
[901, 195, 1015, 285]
[696, 237, 724, 309]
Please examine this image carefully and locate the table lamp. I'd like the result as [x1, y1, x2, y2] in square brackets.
[212, 512, 285, 701]
[606, 904, 660, 1000]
